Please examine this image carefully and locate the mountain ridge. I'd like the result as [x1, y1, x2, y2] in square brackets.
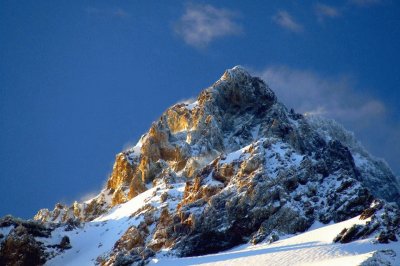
[34, 66, 400, 224]
[1, 66, 399, 265]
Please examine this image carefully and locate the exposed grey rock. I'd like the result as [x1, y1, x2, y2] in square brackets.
[334, 200, 400, 244]
[0, 225, 45, 266]
[59, 236, 71, 250]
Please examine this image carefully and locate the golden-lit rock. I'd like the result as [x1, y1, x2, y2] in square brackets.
[115, 226, 145, 251]
[241, 155, 263, 175]
[127, 173, 146, 199]
[106, 153, 148, 206]
[111, 187, 129, 206]
[73, 201, 81, 218]
[107, 153, 136, 191]
[213, 163, 235, 184]
[166, 107, 191, 133]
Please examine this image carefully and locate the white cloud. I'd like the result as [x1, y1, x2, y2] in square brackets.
[175, 97, 197, 105]
[272, 11, 303, 33]
[122, 140, 138, 151]
[174, 4, 242, 48]
[79, 191, 99, 203]
[253, 65, 400, 174]
[315, 4, 340, 22]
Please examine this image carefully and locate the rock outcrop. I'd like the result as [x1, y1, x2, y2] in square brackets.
[0, 216, 56, 266]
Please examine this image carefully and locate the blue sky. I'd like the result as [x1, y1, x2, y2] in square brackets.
[1, 0, 399, 218]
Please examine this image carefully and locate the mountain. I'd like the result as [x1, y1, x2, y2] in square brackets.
[1, 66, 399, 266]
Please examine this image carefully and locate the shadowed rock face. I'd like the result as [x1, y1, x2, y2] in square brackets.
[0, 226, 44, 266]
[10, 66, 398, 264]
[0, 216, 54, 266]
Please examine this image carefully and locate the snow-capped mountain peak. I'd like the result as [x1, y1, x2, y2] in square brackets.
[1, 66, 399, 266]
[220, 65, 251, 82]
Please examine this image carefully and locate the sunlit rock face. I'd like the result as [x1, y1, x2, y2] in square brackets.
[107, 153, 146, 206]
[34, 194, 110, 223]
[107, 153, 136, 194]
[18, 66, 400, 265]
[104, 66, 279, 208]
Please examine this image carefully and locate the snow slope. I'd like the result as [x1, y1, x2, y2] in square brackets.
[42, 187, 399, 266]
[150, 217, 399, 266]
[38, 142, 398, 266]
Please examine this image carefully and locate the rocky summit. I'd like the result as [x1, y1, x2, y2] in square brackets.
[1, 66, 399, 265]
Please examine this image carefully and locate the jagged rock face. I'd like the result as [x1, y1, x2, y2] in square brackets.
[107, 154, 135, 198]
[167, 138, 373, 256]
[0, 216, 58, 266]
[0, 226, 44, 266]
[334, 200, 400, 244]
[118, 67, 277, 194]
[22, 66, 400, 264]
[107, 153, 146, 206]
[34, 192, 110, 223]
[307, 116, 400, 204]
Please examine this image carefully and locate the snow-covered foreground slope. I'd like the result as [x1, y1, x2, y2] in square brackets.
[30, 180, 400, 266]
[41, 184, 398, 266]
[150, 217, 399, 266]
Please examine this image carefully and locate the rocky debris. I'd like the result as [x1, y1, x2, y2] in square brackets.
[46, 235, 72, 251]
[0, 216, 67, 265]
[0, 225, 46, 266]
[103, 220, 156, 266]
[34, 191, 110, 223]
[64, 218, 81, 231]
[114, 226, 146, 252]
[334, 225, 365, 244]
[59, 236, 71, 250]
[334, 200, 400, 244]
[251, 227, 280, 245]
[0, 215, 54, 238]
[149, 208, 176, 252]
[102, 246, 155, 266]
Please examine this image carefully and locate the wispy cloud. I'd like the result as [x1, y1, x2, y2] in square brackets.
[272, 11, 303, 33]
[254, 65, 399, 174]
[86, 7, 130, 19]
[350, 0, 383, 7]
[174, 4, 242, 48]
[175, 97, 197, 105]
[257, 66, 385, 122]
[315, 4, 340, 22]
